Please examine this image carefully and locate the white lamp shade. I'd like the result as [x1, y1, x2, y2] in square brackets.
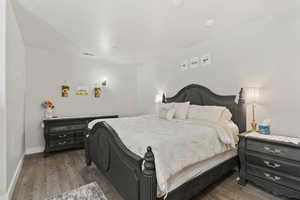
[246, 87, 260, 103]
[155, 91, 164, 103]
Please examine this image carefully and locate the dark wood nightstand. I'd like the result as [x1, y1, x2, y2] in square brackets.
[238, 132, 300, 199]
[43, 115, 118, 156]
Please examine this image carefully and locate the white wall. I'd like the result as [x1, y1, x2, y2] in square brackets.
[138, 16, 300, 138]
[0, 0, 26, 198]
[25, 46, 139, 153]
[0, 0, 7, 197]
[6, 0, 26, 192]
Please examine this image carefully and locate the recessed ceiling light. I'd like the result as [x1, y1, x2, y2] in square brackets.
[205, 19, 215, 27]
[172, 0, 184, 6]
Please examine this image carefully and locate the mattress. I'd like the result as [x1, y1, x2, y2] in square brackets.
[164, 149, 237, 196]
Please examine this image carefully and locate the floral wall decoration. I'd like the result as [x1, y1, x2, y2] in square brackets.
[76, 86, 89, 96]
[94, 87, 102, 98]
[61, 85, 70, 97]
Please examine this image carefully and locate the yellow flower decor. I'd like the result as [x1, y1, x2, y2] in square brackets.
[94, 88, 102, 98]
[61, 85, 70, 97]
[41, 100, 55, 110]
[76, 90, 89, 96]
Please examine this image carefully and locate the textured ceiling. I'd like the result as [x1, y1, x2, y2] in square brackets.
[13, 0, 300, 63]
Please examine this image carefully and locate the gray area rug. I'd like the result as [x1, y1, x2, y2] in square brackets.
[46, 182, 107, 200]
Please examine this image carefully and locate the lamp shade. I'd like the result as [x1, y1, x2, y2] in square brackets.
[245, 87, 260, 103]
[155, 91, 165, 103]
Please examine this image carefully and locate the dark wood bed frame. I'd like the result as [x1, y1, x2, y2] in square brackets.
[85, 84, 246, 200]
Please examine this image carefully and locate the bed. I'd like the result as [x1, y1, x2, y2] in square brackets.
[85, 84, 246, 200]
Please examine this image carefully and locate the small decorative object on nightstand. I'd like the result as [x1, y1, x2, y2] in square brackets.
[41, 100, 55, 119]
[238, 132, 300, 199]
[245, 87, 260, 132]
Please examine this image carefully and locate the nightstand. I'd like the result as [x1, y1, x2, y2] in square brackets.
[238, 132, 300, 199]
[43, 115, 118, 156]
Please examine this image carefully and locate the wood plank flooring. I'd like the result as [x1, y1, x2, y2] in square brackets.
[12, 150, 285, 200]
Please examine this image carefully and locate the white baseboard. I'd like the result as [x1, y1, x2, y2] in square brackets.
[6, 155, 24, 200]
[26, 146, 43, 155]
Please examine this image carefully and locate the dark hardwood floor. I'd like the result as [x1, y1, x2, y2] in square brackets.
[12, 150, 284, 200]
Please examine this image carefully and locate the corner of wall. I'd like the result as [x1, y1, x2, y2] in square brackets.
[0, 0, 8, 197]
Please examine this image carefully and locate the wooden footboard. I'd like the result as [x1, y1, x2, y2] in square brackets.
[85, 122, 157, 200]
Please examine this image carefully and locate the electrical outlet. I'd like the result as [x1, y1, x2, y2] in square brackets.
[190, 57, 200, 69]
[180, 60, 189, 71]
[200, 54, 211, 66]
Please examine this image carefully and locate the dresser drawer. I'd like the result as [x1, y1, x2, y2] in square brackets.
[247, 139, 300, 162]
[247, 175, 300, 199]
[48, 132, 74, 140]
[247, 164, 300, 191]
[247, 153, 300, 177]
[48, 123, 86, 133]
[67, 123, 87, 131]
[75, 131, 86, 137]
[49, 138, 74, 150]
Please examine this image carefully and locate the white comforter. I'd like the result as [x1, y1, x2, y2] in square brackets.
[88, 115, 239, 197]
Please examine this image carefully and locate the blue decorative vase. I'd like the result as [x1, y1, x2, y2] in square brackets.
[258, 125, 270, 135]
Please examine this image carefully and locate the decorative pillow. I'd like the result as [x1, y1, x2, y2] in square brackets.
[188, 105, 232, 122]
[158, 104, 176, 120]
[220, 108, 232, 122]
[173, 102, 190, 120]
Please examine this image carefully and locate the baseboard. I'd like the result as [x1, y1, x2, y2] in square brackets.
[26, 146, 43, 155]
[6, 155, 24, 200]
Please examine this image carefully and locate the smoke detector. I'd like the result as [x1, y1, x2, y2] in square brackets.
[205, 19, 215, 27]
[172, 0, 184, 6]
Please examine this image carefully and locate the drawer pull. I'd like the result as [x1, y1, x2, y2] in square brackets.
[264, 173, 281, 181]
[58, 134, 67, 138]
[263, 161, 281, 168]
[58, 141, 67, 145]
[264, 146, 281, 154]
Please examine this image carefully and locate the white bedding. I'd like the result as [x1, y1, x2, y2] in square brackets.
[166, 149, 237, 194]
[88, 115, 239, 197]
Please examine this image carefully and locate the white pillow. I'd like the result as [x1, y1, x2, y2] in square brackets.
[220, 108, 232, 122]
[158, 104, 176, 120]
[188, 105, 232, 122]
[173, 102, 190, 120]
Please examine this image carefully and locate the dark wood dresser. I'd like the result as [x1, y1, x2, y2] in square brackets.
[238, 132, 300, 199]
[43, 115, 118, 156]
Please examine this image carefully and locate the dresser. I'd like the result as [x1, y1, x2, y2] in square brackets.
[238, 132, 300, 199]
[43, 115, 118, 156]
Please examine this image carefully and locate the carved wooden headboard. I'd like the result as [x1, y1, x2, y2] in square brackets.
[163, 84, 246, 133]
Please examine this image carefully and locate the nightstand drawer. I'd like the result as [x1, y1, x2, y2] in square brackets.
[247, 164, 300, 191]
[247, 139, 300, 162]
[48, 123, 86, 133]
[49, 138, 74, 150]
[48, 132, 74, 140]
[247, 153, 300, 177]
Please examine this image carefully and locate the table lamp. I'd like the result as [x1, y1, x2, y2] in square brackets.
[246, 87, 260, 132]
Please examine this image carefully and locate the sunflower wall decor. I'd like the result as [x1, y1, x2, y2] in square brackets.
[61, 85, 70, 97]
[94, 87, 102, 98]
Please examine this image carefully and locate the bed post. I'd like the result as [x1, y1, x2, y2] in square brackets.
[238, 88, 247, 133]
[85, 133, 92, 166]
[162, 93, 166, 103]
[141, 146, 157, 200]
[238, 88, 245, 104]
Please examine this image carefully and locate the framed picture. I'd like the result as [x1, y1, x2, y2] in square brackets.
[61, 85, 70, 97]
[76, 86, 89, 96]
[94, 88, 102, 98]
